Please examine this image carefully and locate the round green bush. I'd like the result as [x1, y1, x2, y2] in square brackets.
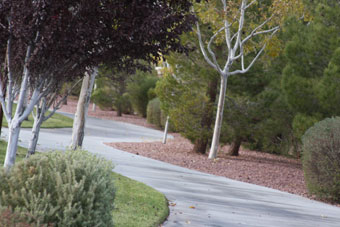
[302, 117, 340, 203]
[0, 150, 115, 226]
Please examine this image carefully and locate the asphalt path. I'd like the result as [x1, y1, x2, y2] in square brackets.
[2, 113, 340, 227]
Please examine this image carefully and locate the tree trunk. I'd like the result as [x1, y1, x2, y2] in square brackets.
[0, 81, 6, 137]
[228, 137, 242, 156]
[26, 115, 44, 158]
[192, 76, 219, 154]
[193, 138, 209, 154]
[208, 75, 228, 159]
[22, 91, 29, 121]
[116, 105, 122, 117]
[92, 83, 97, 112]
[162, 116, 170, 144]
[0, 105, 3, 137]
[4, 120, 21, 170]
[70, 68, 97, 150]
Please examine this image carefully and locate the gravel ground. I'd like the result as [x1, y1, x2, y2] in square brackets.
[107, 134, 307, 197]
[60, 97, 339, 205]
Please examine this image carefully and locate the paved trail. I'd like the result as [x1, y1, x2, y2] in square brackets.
[2, 113, 340, 227]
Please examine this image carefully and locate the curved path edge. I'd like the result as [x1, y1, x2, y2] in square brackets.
[2, 113, 340, 227]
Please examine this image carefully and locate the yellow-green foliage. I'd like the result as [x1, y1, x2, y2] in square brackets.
[302, 117, 340, 203]
[0, 150, 115, 226]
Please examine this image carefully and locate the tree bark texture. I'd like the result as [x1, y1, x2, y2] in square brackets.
[208, 75, 228, 159]
[26, 113, 44, 157]
[70, 69, 97, 150]
[4, 120, 21, 170]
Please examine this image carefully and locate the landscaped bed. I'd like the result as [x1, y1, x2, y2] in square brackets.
[61, 98, 308, 197]
[60, 98, 340, 207]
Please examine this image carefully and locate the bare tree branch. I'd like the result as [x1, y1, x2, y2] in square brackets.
[229, 28, 279, 76]
[232, 0, 247, 55]
[207, 26, 225, 72]
[44, 79, 82, 121]
[196, 22, 219, 71]
[245, 0, 257, 9]
[222, 0, 232, 52]
[242, 15, 277, 44]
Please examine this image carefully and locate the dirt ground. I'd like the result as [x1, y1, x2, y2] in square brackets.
[60, 97, 338, 206]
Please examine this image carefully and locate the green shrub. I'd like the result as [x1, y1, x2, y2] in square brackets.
[292, 113, 321, 140]
[127, 70, 158, 117]
[302, 117, 340, 203]
[0, 208, 34, 227]
[147, 98, 163, 128]
[146, 98, 175, 132]
[0, 150, 115, 226]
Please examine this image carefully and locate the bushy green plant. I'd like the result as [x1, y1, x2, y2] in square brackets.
[0, 208, 34, 227]
[127, 70, 158, 117]
[147, 98, 163, 128]
[302, 117, 340, 203]
[0, 150, 115, 226]
[92, 66, 133, 116]
[292, 113, 320, 139]
[318, 48, 340, 115]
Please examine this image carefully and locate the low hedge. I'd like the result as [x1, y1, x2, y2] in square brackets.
[0, 150, 115, 226]
[302, 117, 340, 203]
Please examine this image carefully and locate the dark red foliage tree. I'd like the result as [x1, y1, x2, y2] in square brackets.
[0, 0, 195, 169]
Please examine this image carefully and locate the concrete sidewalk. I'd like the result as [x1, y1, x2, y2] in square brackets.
[2, 113, 340, 227]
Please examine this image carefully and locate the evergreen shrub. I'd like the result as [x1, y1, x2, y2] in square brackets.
[146, 98, 175, 132]
[302, 117, 340, 203]
[147, 98, 163, 128]
[127, 74, 158, 117]
[0, 150, 115, 226]
[0, 208, 34, 227]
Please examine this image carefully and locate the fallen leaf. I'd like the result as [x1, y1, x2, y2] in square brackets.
[189, 206, 195, 209]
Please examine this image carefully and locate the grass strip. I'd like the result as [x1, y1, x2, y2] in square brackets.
[112, 172, 169, 227]
[2, 104, 73, 128]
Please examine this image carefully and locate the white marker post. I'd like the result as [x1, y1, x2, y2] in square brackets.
[163, 116, 170, 144]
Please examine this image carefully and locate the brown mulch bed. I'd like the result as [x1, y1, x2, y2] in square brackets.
[60, 97, 339, 205]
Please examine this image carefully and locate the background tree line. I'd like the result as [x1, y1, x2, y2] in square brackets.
[92, 0, 340, 160]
